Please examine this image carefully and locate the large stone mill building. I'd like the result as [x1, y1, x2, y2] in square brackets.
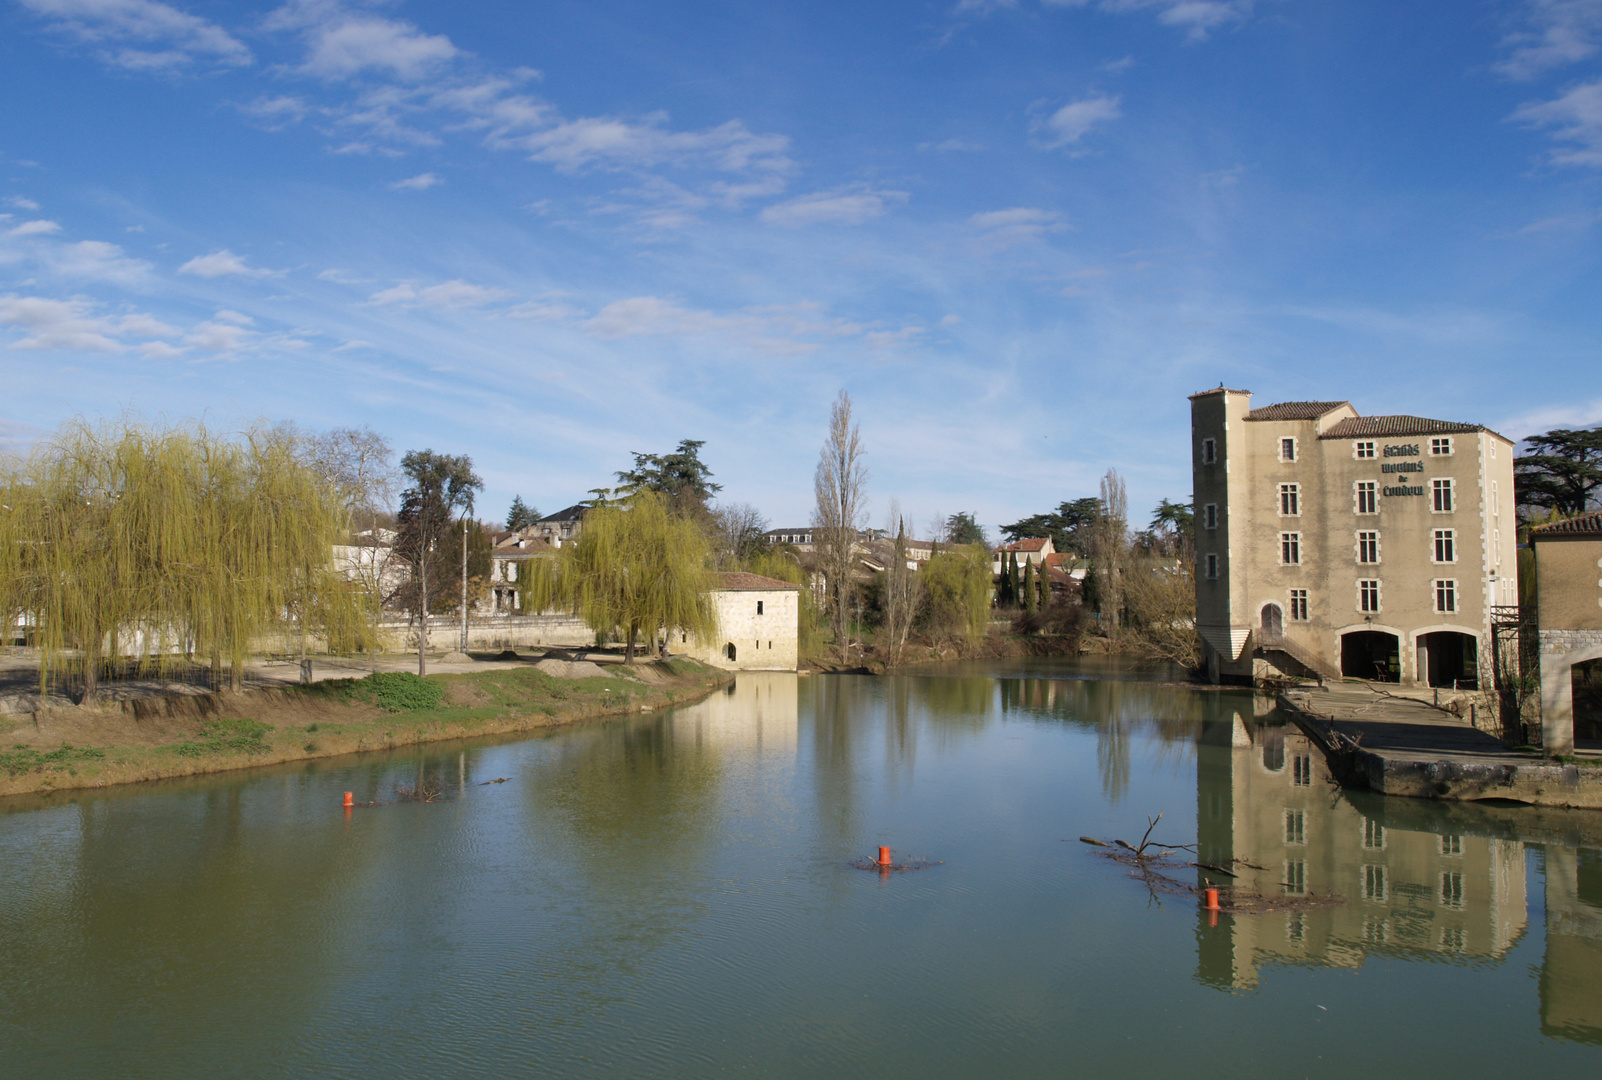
[1191, 389, 1518, 686]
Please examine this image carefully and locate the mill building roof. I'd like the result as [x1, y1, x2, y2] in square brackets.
[997, 537, 1051, 553]
[1245, 401, 1351, 421]
[1319, 415, 1489, 439]
[716, 572, 801, 590]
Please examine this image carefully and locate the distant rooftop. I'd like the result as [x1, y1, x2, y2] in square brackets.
[537, 504, 590, 523]
[1531, 510, 1602, 537]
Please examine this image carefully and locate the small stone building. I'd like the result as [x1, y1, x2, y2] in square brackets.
[680, 572, 800, 672]
[1532, 510, 1602, 752]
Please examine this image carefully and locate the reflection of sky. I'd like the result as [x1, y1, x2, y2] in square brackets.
[1, 668, 1600, 1074]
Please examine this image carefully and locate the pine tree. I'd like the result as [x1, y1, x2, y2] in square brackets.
[506, 495, 538, 531]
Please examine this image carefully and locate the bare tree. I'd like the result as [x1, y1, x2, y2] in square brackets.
[881, 509, 923, 666]
[712, 501, 770, 567]
[813, 390, 868, 660]
[1093, 469, 1129, 634]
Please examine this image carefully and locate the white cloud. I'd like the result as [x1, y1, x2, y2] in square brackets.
[368, 280, 512, 309]
[1044, 0, 1252, 41]
[184, 318, 252, 353]
[212, 309, 254, 326]
[178, 249, 275, 278]
[1032, 94, 1122, 150]
[1513, 78, 1602, 166]
[968, 206, 1068, 247]
[7, 197, 41, 211]
[303, 16, 459, 81]
[6, 219, 61, 237]
[1498, 395, 1602, 439]
[1518, 209, 1602, 231]
[317, 267, 370, 284]
[511, 114, 792, 175]
[918, 138, 984, 152]
[0, 293, 179, 352]
[240, 95, 311, 129]
[1496, 0, 1602, 80]
[390, 172, 443, 190]
[18, 0, 252, 70]
[760, 185, 908, 227]
[583, 296, 897, 357]
[507, 300, 583, 321]
[44, 239, 153, 285]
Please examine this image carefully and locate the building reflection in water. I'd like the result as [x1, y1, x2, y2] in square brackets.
[1539, 844, 1602, 1044]
[668, 672, 799, 757]
[1194, 710, 1528, 991]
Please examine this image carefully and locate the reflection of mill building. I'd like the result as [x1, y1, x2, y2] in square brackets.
[1190, 390, 1518, 686]
[1195, 713, 1526, 991]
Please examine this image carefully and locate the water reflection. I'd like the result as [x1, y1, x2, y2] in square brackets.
[1193, 709, 1602, 1044]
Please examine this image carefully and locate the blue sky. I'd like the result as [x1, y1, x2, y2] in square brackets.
[1, 1, 1599, 536]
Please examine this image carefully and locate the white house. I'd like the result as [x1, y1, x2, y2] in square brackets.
[680, 572, 801, 671]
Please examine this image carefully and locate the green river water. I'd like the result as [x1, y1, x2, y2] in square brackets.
[2, 659, 1600, 1077]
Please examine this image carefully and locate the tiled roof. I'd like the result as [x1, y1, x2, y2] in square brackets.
[1531, 510, 1602, 537]
[1245, 401, 1350, 421]
[492, 536, 554, 557]
[537, 504, 590, 523]
[998, 538, 1050, 553]
[717, 572, 801, 590]
[1320, 415, 1485, 439]
[1188, 387, 1251, 399]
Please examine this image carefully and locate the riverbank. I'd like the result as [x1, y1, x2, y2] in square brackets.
[802, 629, 1088, 674]
[1281, 683, 1602, 808]
[0, 657, 731, 798]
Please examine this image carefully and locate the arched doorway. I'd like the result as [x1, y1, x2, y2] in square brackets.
[1418, 631, 1479, 689]
[1575, 658, 1602, 745]
[724, 642, 737, 662]
[1260, 603, 1284, 642]
[1341, 630, 1399, 682]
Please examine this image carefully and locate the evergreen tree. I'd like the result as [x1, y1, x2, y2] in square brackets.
[1009, 552, 1022, 608]
[1023, 559, 1037, 614]
[506, 495, 539, 531]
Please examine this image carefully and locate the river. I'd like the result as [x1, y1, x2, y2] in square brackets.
[1, 659, 1599, 1077]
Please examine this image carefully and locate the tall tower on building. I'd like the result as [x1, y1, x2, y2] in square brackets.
[1190, 389, 1517, 686]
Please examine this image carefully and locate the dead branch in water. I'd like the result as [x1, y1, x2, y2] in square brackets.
[394, 777, 445, 802]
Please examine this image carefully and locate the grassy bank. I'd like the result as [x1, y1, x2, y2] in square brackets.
[0, 659, 730, 798]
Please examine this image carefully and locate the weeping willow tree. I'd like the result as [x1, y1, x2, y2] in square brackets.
[0, 419, 374, 701]
[520, 489, 716, 663]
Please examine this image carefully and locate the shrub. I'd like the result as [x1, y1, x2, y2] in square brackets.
[364, 672, 445, 712]
[0, 743, 106, 776]
[174, 717, 275, 757]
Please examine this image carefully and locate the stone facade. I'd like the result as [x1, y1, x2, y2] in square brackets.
[1191, 389, 1518, 686]
[1532, 511, 1602, 752]
[679, 572, 800, 672]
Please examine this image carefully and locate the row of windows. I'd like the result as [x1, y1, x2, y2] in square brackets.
[1200, 478, 1481, 528]
[1280, 861, 1467, 910]
[1200, 569, 1463, 614]
[1201, 436, 1459, 465]
[1275, 529, 1460, 565]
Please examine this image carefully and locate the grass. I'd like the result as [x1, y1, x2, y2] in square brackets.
[0, 658, 729, 797]
[1, 743, 107, 777]
[172, 717, 275, 758]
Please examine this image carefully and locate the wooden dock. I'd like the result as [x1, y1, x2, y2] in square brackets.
[1278, 683, 1602, 809]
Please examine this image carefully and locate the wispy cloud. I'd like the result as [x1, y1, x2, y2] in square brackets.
[760, 184, 907, 227]
[1498, 395, 1602, 439]
[967, 207, 1068, 248]
[18, 0, 251, 70]
[266, 1, 459, 81]
[581, 296, 922, 357]
[178, 249, 276, 278]
[7, 197, 42, 211]
[0, 293, 180, 352]
[512, 115, 792, 175]
[1031, 94, 1122, 151]
[5, 219, 61, 237]
[1513, 78, 1602, 166]
[918, 138, 984, 152]
[1496, 0, 1602, 80]
[1044, 0, 1253, 41]
[368, 280, 513, 309]
[390, 171, 443, 190]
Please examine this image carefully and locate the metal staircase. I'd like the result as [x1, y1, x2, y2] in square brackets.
[1254, 629, 1339, 684]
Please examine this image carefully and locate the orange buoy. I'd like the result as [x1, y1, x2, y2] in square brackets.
[343, 791, 354, 808]
[1204, 887, 1219, 910]
[877, 846, 892, 867]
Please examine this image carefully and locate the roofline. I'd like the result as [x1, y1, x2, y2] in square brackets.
[1188, 387, 1251, 400]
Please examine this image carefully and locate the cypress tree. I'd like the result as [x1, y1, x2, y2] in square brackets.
[1023, 559, 1037, 614]
[1009, 552, 1022, 608]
